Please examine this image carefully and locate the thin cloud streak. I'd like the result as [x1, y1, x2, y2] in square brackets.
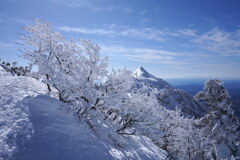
[178, 29, 197, 37]
[100, 44, 211, 57]
[52, 0, 132, 12]
[100, 45, 180, 56]
[59, 24, 240, 58]
[59, 25, 167, 42]
[99, 45, 197, 65]
[99, 44, 219, 66]
[59, 26, 116, 35]
[192, 28, 240, 56]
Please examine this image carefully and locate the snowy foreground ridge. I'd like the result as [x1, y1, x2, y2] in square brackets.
[0, 75, 167, 160]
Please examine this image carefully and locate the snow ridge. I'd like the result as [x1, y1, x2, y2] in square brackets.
[133, 67, 208, 117]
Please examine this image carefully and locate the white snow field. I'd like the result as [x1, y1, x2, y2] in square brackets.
[0, 74, 167, 160]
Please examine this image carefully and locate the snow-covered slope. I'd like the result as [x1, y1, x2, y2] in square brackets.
[0, 76, 51, 160]
[0, 75, 167, 160]
[133, 67, 208, 118]
[157, 88, 208, 117]
[11, 95, 115, 160]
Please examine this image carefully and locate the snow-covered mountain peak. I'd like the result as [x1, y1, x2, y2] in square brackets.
[133, 66, 157, 79]
[133, 67, 173, 90]
[133, 67, 208, 118]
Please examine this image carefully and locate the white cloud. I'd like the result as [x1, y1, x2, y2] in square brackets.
[59, 26, 116, 35]
[98, 45, 187, 63]
[118, 27, 166, 41]
[178, 29, 197, 37]
[100, 45, 180, 56]
[59, 25, 210, 43]
[98, 44, 216, 66]
[193, 28, 240, 56]
[59, 24, 240, 57]
[59, 25, 167, 42]
[53, 0, 102, 9]
[52, 0, 132, 12]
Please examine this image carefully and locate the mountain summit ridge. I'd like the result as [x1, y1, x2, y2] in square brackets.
[133, 66, 208, 118]
[133, 66, 173, 89]
[133, 66, 159, 80]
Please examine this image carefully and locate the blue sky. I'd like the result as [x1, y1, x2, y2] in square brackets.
[0, 0, 240, 79]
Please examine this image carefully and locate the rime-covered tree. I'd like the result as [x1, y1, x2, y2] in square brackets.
[195, 79, 239, 159]
[19, 20, 108, 112]
[0, 60, 31, 76]
[18, 20, 153, 136]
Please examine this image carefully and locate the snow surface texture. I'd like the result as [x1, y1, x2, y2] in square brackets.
[0, 74, 167, 160]
[11, 95, 167, 160]
[157, 88, 208, 118]
[0, 75, 50, 160]
[133, 67, 208, 118]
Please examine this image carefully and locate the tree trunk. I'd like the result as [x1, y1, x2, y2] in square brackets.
[46, 74, 51, 91]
